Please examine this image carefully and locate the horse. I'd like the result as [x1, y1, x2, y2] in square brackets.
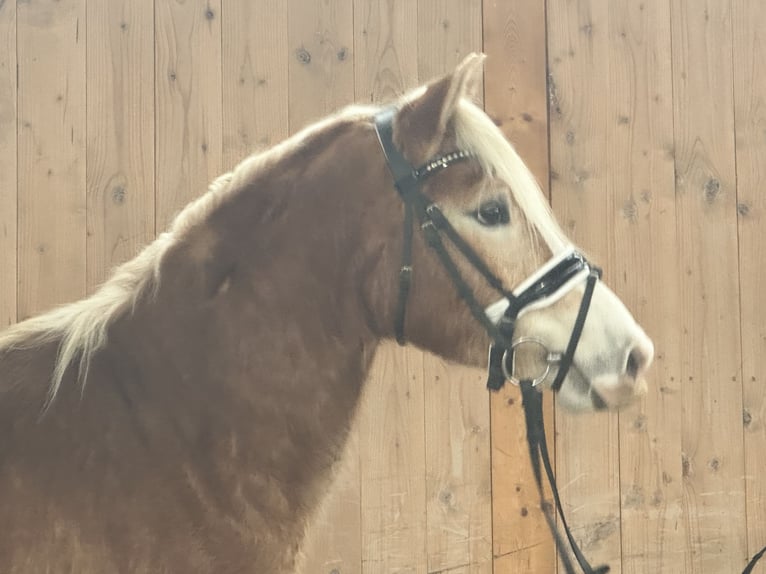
[0, 54, 653, 573]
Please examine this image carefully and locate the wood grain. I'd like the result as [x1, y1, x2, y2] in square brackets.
[287, 2, 360, 572]
[483, 2, 557, 572]
[221, 0, 288, 171]
[287, 0, 354, 133]
[351, 2, 427, 573]
[86, 0, 155, 290]
[154, 0, 223, 231]
[360, 345, 428, 574]
[670, 0, 747, 571]
[548, 0, 623, 570]
[732, 0, 766, 565]
[0, 0, 15, 329]
[353, 0, 418, 104]
[606, 1, 688, 572]
[416, 2, 492, 573]
[17, 0, 87, 318]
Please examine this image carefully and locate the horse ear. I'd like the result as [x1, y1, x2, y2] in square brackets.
[395, 52, 485, 162]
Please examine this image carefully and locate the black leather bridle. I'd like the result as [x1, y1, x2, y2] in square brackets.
[374, 106, 607, 573]
[374, 106, 600, 395]
[374, 105, 766, 574]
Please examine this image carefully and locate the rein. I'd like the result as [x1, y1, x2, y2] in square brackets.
[373, 106, 766, 573]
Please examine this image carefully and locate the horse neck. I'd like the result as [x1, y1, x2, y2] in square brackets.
[104, 126, 389, 510]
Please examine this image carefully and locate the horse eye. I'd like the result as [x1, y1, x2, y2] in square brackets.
[475, 200, 510, 226]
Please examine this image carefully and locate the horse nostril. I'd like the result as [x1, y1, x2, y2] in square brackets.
[625, 341, 653, 380]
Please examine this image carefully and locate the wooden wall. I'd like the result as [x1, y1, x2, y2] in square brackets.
[0, 1, 764, 572]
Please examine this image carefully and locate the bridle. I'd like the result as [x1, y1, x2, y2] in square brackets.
[374, 106, 600, 396]
[374, 106, 606, 573]
[373, 105, 766, 574]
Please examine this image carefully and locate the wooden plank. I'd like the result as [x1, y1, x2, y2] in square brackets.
[606, 1, 688, 572]
[86, 0, 155, 290]
[221, 0, 288, 171]
[423, 363, 492, 574]
[670, 0, 747, 571]
[0, 0, 15, 329]
[353, 0, 417, 103]
[285, 2, 359, 572]
[547, 0, 623, 569]
[351, 4, 424, 572]
[732, 0, 766, 564]
[287, 0, 354, 133]
[359, 345, 428, 574]
[154, 0, 223, 231]
[417, 2, 491, 573]
[483, 2, 557, 572]
[17, 0, 87, 317]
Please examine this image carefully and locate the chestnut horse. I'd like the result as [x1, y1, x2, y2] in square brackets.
[0, 54, 653, 573]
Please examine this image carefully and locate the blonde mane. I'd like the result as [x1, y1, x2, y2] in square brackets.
[0, 105, 375, 405]
[0, 96, 563, 406]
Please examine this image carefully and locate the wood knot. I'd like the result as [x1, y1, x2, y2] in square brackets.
[205, 7, 215, 20]
[744, 409, 753, 427]
[704, 178, 720, 202]
[337, 47, 347, 61]
[708, 457, 720, 472]
[520, 507, 529, 517]
[737, 202, 750, 216]
[622, 199, 638, 223]
[522, 112, 533, 123]
[681, 453, 691, 478]
[295, 47, 311, 65]
[112, 186, 126, 204]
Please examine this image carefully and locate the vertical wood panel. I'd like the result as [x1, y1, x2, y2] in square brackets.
[484, 2, 556, 572]
[352, 2, 425, 573]
[732, 0, 766, 563]
[351, 3, 428, 572]
[17, 0, 86, 317]
[670, 0, 747, 570]
[360, 347, 428, 574]
[287, 2, 359, 572]
[548, 0, 624, 569]
[155, 0, 222, 231]
[221, 0, 288, 171]
[287, 0, 354, 133]
[353, 0, 417, 104]
[0, 0, 15, 329]
[606, 1, 688, 572]
[87, 0, 155, 290]
[417, 2, 490, 573]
